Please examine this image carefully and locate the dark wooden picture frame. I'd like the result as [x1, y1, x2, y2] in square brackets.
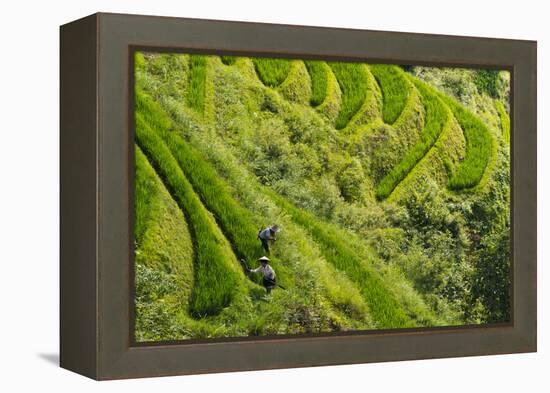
[60, 12, 537, 380]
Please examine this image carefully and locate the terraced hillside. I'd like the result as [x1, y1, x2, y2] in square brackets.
[134, 52, 511, 342]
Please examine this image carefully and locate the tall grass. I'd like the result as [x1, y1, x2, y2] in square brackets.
[438, 93, 493, 190]
[134, 145, 194, 277]
[164, 131, 267, 263]
[369, 64, 410, 124]
[135, 146, 156, 243]
[220, 56, 237, 66]
[135, 113, 241, 317]
[329, 62, 369, 129]
[375, 79, 448, 199]
[137, 91, 274, 276]
[186, 55, 208, 113]
[304, 60, 328, 106]
[252, 58, 291, 87]
[134, 146, 195, 340]
[495, 101, 510, 144]
[265, 189, 414, 328]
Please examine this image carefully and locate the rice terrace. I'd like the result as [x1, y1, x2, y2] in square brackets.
[133, 52, 511, 342]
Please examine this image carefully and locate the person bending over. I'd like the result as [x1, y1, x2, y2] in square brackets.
[257, 224, 279, 254]
[248, 256, 277, 294]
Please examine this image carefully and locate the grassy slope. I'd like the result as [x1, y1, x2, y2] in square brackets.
[209, 57, 446, 325]
[438, 92, 495, 190]
[162, 85, 441, 328]
[252, 58, 292, 87]
[192, 58, 436, 327]
[389, 100, 465, 203]
[134, 52, 504, 339]
[344, 65, 383, 131]
[135, 146, 194, 282]
[315, 62, 343, 123]
[267, 190, 428, 328]
[162, 123, 291, 283]
[278, 61, 312, 105]
[348, 71, 423, 189]
[186, 55, 208, 113]
[370, 64, 410, 124]
[305, 60, 328, 106]
[375, 78, 448, 199]
[220, 56, 237, 66]
[495, 100, 510, 145]
[135, 109, 244, 317]
[180, 128, 375, 327]
[375, 76, 424, 179]
[329, 62, 369, 129]
[188, 135, 377, 330]
[139, 88, 375, 317]
[134, 146, 195, 341]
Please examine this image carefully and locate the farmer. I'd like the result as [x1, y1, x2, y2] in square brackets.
[247, 256, 277, 294]
[257, 224, 279, 254]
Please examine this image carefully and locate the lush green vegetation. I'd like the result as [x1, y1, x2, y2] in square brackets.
[134, 52, 511, 341]
[138, 92, 272, 269]
[135, 146, 156, 243]
[495, 101, 510, 144]
[252, 58, 292, 87]
[474, 69, 500, 98]
[134, 146, 195, 341]
[267, 190, 415, 328]
[135, 110, 242, 317]
[438, 93, 494, 190]
[329, 62, 369, 129]
[304, 60, 328, 106]
[370, 64, 411, 124]
[134, 145, 194, 280]
[375, 79, 448, 199]
[186, 55, 208, 113]
[220, 56, 237, 66]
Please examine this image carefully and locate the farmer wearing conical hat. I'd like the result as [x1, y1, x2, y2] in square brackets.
[247, 256, 277, 294]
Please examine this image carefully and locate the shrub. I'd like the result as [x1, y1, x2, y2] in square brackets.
[375, 78, 448, 199]
[135, 112, 241, 317]
[336, 158, 366, 202]
[252, 58, 291, 87]
[304, 60, 328, 106]
[473, 69, 500, 98]
[471, 229, 511, 324]
[328, 62, 369, 129]
[369, 64, 410, 124]
[395, 180, 472, 318]
[186, 55, 208, 113]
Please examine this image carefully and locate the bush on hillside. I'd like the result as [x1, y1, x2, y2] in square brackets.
[336, 158, 366, 203]
[473, 70, 502, 98]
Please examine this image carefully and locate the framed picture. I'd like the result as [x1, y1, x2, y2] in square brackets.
[60, 12, 537, 380]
